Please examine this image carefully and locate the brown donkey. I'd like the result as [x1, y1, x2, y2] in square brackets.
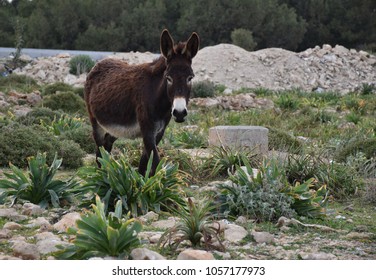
[84, 29, 200, 175]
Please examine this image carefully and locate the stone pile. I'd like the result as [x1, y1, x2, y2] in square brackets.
[10, 43, 376, 93]
[193, 43, 376, 93]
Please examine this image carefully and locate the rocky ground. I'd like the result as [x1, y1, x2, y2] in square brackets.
[7, 43, 376, 94]
[0, 189, 375, 260]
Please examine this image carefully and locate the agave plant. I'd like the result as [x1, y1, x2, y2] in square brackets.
[74, 147, 187, 216]
[0, 153, 77, 207]
[55, 195, 142, 259]
[159, 197, 222, 250]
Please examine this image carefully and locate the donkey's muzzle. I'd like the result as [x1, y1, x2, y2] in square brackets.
[172, 108, 187, 123]
[172, 97, 188, 123]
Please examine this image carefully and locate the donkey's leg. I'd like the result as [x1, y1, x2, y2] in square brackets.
[103, 133, 117, 153]
[90, 118, 106, 166]
[139, 133, 160, 176]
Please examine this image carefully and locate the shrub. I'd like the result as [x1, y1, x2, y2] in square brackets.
[0, 124, 58, 167]
[69, 55, 95, 75]
[42, 91, 86, 114]
[191, 80, 216, 98]
[60, 124, 96, 153]
[74, 148, 187, 216]
[55, 195, 142, 259]
[268, 127, 303, 153]
[275, 93, 300, 110]
[0, 74, 39, 93]
[335, 138, 376, 162]
[42, 82, 74, 96]
[0, 153, 77, 207]
[58, 140, 85, 169]
[17, 107, 62, 126]
[220, 158, 328, 221]
[165, 127, 207, 149]
[231, 28, 257, 51]
[0, 124, 85, 169]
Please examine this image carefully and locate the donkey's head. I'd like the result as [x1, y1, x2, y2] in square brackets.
[160, 29, 200, 123]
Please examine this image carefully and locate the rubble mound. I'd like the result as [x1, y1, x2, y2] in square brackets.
[12, 44, 376, 93]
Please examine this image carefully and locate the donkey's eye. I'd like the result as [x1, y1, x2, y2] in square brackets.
[187, 75, 194, 83]
[166, 75, 173, 84]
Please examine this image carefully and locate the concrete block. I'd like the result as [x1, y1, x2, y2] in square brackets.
[208, 126, 268, 154]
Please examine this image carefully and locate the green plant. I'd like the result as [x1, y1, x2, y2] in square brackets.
[42, 91, 86, 114]
[57, 139, 85, 169]
[346, 111, 362, 124]
[42, 82, 74, 96]
[16, 107, 62, 126]
[202, 146, 259, 177]
[60, 124, 96, 153]
[75, 148, 187, 216]
[165, 127, 207, 149]
[0, 74, 39, 93]
[220, 157, 328, 221]
[191, 80, 217, 98]
[335, 138, 376, 162]
[159, 198, 222, 249]
[221, 159, 297, 221]
[69, 55, 95, 75]
[359, 83, 376, 95]
[275, 93, 300, 110]
[40, 114, 84, 136]
[0, 153, 77, 207]
[231, 28, 257, 51]
[268, 127, 303, 153]
[55, 195, 142, 259]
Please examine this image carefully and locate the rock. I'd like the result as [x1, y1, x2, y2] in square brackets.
[235, 216, 248, 226]
[0, 254, 22, 260]
[151, 217, 177, 230]
[3, 222, 23, 230]
[27, 217, 53, 231]
[130, 248, 166, 260]
[251, 231, 275, 244]
[12, 241, 40, 260]
[22, 203, 44, 216]
[209, 126, 269, 155]
[0, 208, 18, 218]
[13, 106, 32, 118]
[53, 212, 81, 232]
[344, 232, 373, 240]
[141, 211, 159, 223]
[224, 224, 248, 244]
[26, 91, 42, 106]
[300, 252, 337, 260]
[36, 237, 70, 255]
[0, 229, 11, 239]
[177, 249, 215, 260]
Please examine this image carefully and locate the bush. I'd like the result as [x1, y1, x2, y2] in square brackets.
[17, 107, 62, 126]
[220, 158, 328, 221]
[42, 91, 86, 114]
[335, 138, 376, 162]
[191, 80, 216, 98]
[268, 127, 303, 153]
[42, 82, 74, 96]
[0, 124, 85, 169]
[60, 124, 96, 154]
[0, 74, 39, 93]
[69, 55, 95, 75]
[58, 140, 85, 169]
[231, 28, 257, 51]
[0, 153, 77, 207]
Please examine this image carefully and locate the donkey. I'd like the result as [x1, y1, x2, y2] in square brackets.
[84, 29, 200, 175]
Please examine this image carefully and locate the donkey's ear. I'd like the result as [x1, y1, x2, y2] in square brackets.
[160, 29, 175, 59]
[183, 32, 200, 59]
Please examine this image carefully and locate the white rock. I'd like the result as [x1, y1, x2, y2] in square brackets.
[130, 248, 166, 260]
[53, 212, 81, 232]
[251, 231, 275, 244]
[12, 241, 40, 260]
[177, 249, 215, 260]
[224, 224, 248, 243]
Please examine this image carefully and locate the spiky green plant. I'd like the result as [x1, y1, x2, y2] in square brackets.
[0, 153, 77, 207]
[159, 198, 222, 249]
[40, 114, 84, 136]
[74, 147, 187, 216]
[55, 195, 142, 259]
